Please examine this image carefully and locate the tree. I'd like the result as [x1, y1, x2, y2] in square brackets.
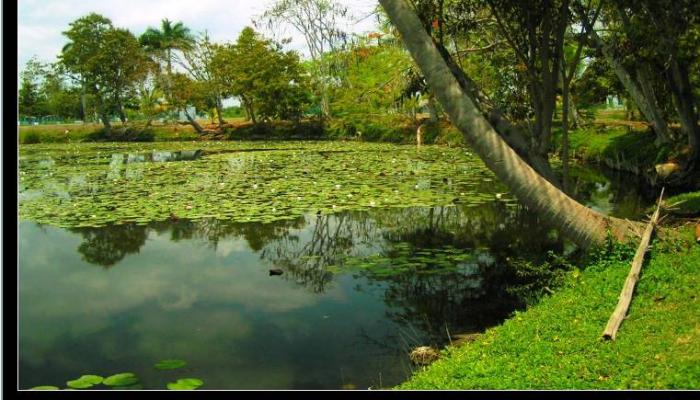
[168, 72, 208, 133]
[139, 19, 195, 77]
[139, 18, 195, 118]
[560, 1, 603, 186]
[41, 64, 84, 121]
[258, 0, 351, 118]
[485, 0, 571, 159]
[386, 0, 561, 184]
[60, 14, 150, 133]
[177, 33, 229, 128]
[213, 27, 311, 124]
[19, 57, 47, 119]
[378, 0, 639, 246]
[577, 0, 700, 178]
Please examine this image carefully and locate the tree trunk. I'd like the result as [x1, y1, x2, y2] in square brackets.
[93, 91, 111, 134]
[100, 112, 112, 135]
[118, 104, 128, 125]
[636, 66, 671, 144]
[379, 0, 640, 247]
[581, 17, 671, 143]
[216, 97, 226, 128]
[184, 108, 204, 134]
[436, 44, 561, 186]
[561, 69, 571, 190]
[80, 89, 87, 123]
[667, 59, 699, 166]
[569, 96, 581, 128]
[427, 91, 439, 122]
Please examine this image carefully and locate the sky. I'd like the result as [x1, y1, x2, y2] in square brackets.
[18, 0, 382, 70]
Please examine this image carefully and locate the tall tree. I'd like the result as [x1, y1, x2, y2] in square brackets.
[178, 33, 229, 128]
[258, 0, 350, 118]
[139, 19, 195, 76]
[19, 57, 47, 119]
[486, 0, 571, 159]
[378, 0, 639, 246]
[60, 14, 149, 133]
[213, 27, 311, 124]
[139, 18, 195, 117]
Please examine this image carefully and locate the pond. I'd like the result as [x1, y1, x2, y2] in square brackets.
[18, 141, 653, 390]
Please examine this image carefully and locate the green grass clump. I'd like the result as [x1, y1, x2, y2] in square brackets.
[398, 227, 700, 389]
[663, 191, 700, 216]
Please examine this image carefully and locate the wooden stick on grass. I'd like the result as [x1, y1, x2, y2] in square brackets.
[602, 187, 665, 341]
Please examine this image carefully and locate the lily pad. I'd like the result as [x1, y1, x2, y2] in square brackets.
[30, 386, 59, 390]
[67, 374, 104, 389]
[154, 359, 187, 370]
[18, 142, 509, 229]
[103, 372, 139, 387]
[167, 378, 203, 390]
[110, 383, 143, 390]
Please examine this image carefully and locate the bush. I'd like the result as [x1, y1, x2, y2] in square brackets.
[85, 127, 155, 142]
[224, 120, 324, 140]
[20, 131, 41, 144]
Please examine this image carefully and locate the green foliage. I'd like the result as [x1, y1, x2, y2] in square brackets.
[21, 131, 42, 145]
[567, 127, 663, 169]
[663, 191, 700, 216]
[86, 127, 155, 142]
[167, 378, 204, 390]
[139, 18, 195, 72]
[399, 227, 700, 389]
[29, 358, 201, 390]
[60, 13, 150, 127]
[154, 359, 187, 370]
[66, 375, 104, 389]
[18, 141, 513, 228]
[506, 250, 576, 306]
[103, 373, 139, 387]
[212, 27, 312, 123]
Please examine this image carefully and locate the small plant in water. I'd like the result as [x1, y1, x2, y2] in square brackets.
[29, 359, 203, 390]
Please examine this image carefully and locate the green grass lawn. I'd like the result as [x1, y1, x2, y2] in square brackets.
[398, 225, 700, 389]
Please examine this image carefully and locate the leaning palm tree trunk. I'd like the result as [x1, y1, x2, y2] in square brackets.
[379, 0, 639, 246]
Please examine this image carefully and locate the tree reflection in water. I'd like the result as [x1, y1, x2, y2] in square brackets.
[70, 202, 572, 352]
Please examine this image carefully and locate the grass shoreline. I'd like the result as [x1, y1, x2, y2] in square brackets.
[397, 223, 699, 389]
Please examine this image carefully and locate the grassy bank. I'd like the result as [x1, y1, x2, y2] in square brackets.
[398, 224, 700, 389]
[565, 126, 668, 171]
[18, 123, 200, 144]
[18, 117, 466, 146]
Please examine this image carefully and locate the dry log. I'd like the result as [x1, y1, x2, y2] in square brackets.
[602, 188, 665, 340]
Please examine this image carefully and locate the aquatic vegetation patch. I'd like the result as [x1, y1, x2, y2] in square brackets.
[19, 141, 516, 228]
[103, 372, 139, 387]
[66, 375, 104, 389]
[337, 243, 487, 278]
[167, 378, 204, 390]
[155, 359, 187, 370]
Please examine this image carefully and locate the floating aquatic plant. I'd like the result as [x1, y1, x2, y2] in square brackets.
[66, 375, 104, 389]
[155, 359, 187, 370]
[103, 372, 139, 387]
[19, 141, 515, 228]
[167, 378, 203, 390]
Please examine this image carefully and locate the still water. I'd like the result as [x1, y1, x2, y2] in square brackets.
[18, 143, 653, 390]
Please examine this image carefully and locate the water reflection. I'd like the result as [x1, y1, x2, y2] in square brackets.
[64, 202, 568, 341]
[19, 161, 655, 389]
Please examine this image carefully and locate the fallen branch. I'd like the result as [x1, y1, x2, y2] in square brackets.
[602, 187, 665, 340]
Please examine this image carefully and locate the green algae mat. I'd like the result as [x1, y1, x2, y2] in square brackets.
[19, 141, 517, 228]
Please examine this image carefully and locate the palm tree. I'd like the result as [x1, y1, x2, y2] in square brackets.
[139, 19, 195, 120]
[139, 19, 195, 76]
[378, 0, 641, 247]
